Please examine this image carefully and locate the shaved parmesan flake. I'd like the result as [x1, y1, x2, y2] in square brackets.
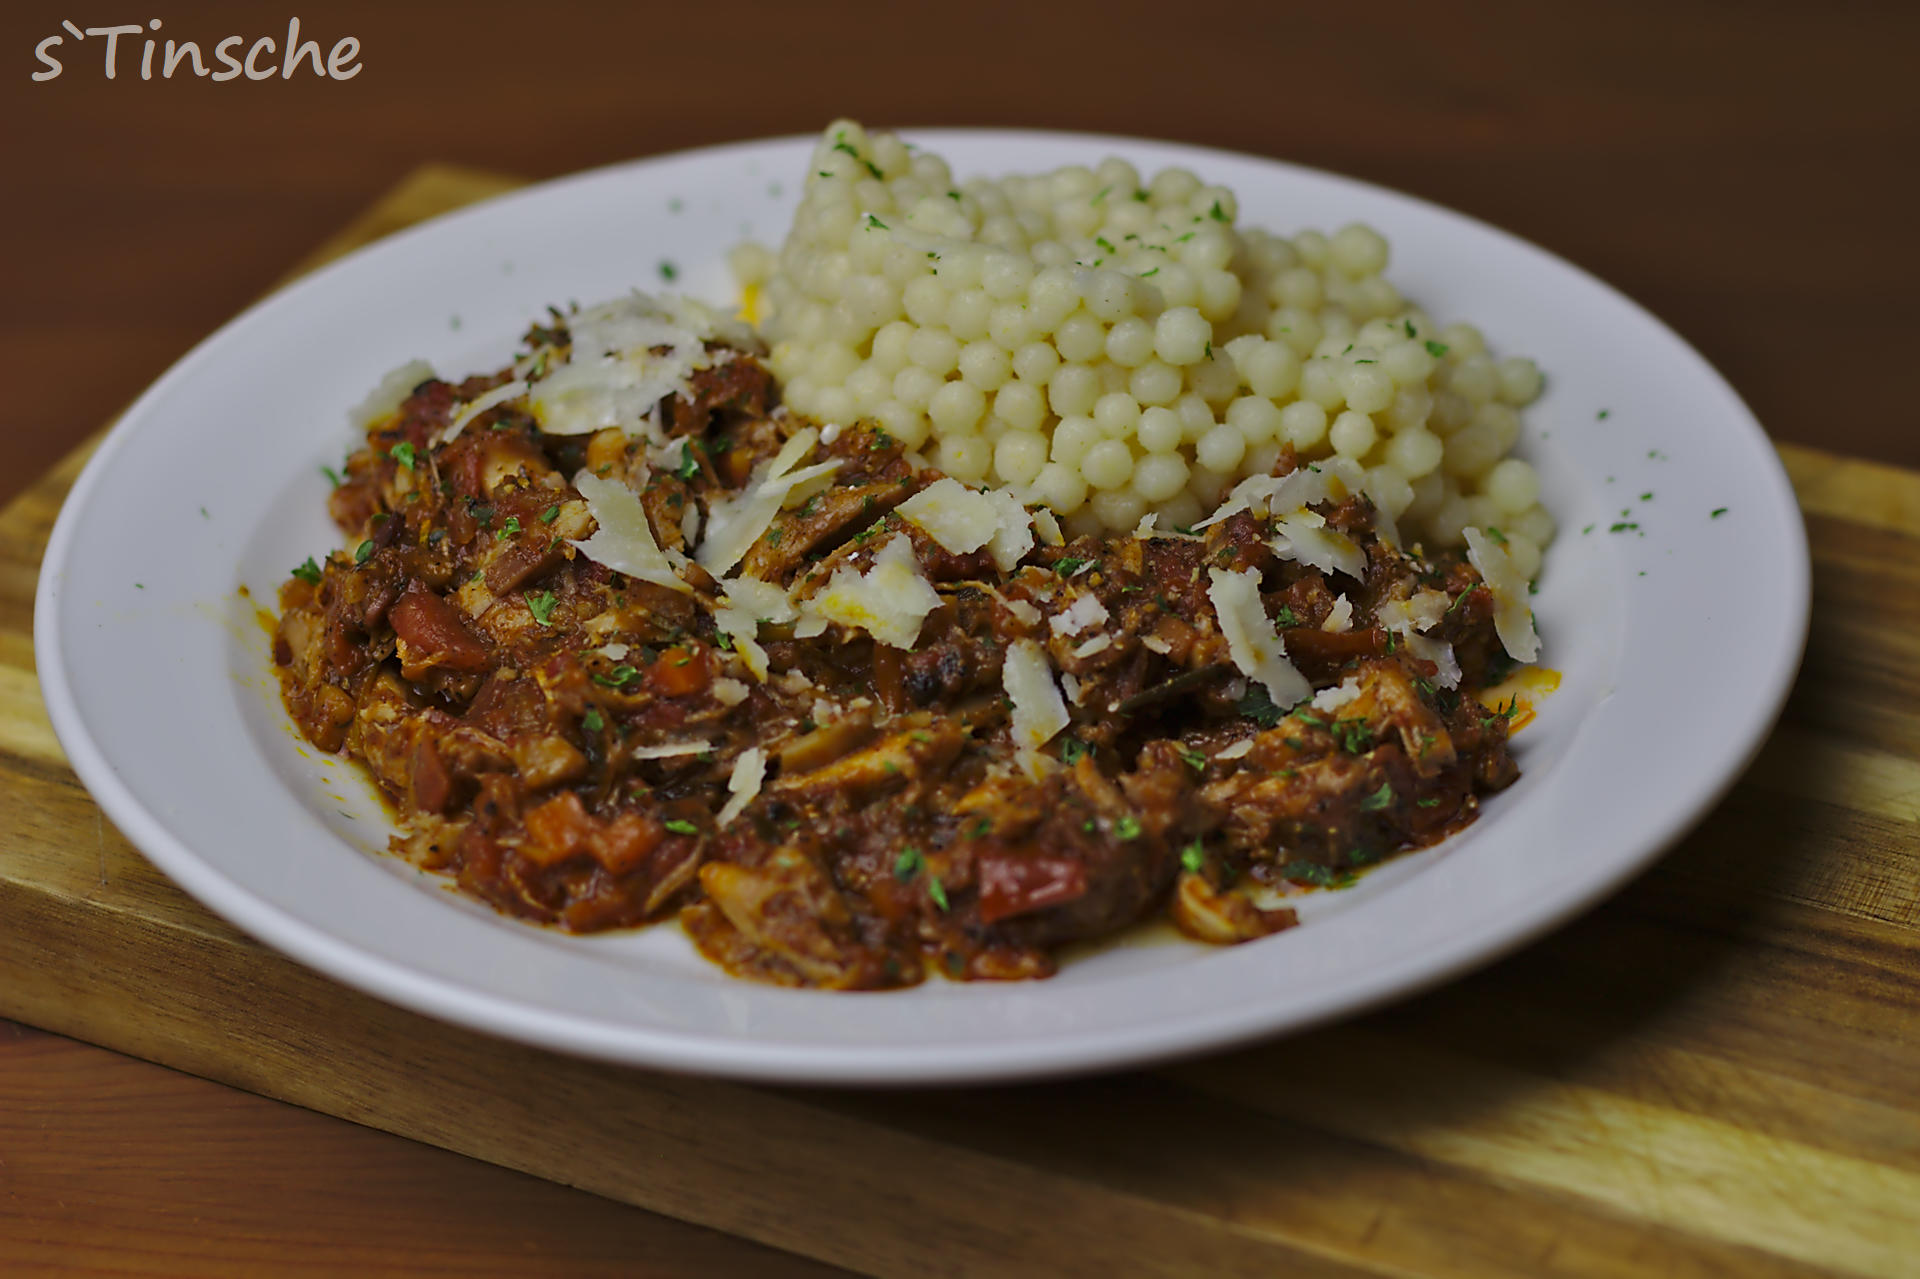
[1192, 472, 1284, 530]
[721, 574, 798, 624]
[1407, 633, 1462, 688]
[898, 477, 998, 553]
[1215, 739, 1254, 761]
[1031, 507, 1065, 546]
[716, 747, 765, 827]
[629, 740, 715, 759]
[1003, 638, 1070, 778]
[1133, 513, 1159, 538]
[1061, 672, 1084, 705]
[1072, 634, 1113, 658]
[568, 470, 691, 592]
[1463, 527, 1540, 663]
[712, 677, 750, 707]
[1141, 634, 1172, 655]
[695, 428, 841, 575]
[351, 360, 436, 431]
[1207, 567, 1311, 710]
[437, 379, 528, 446]
[1310, 677, 1363, 713]
[794, 614, 829, 638]
[984, 487, 1034, 572]
[1322, 595, 1354, 633]
[530, 292, 758, 440]
[1376, 589, 1450, 636]
[1049, 592, 1109, 638]
[595, 643, 631, 660]
[1272, 508, 1368, 581]
[799, 535, 940, 649]
[713, 606, 771, 681]
[1003, 596, 1042, 626]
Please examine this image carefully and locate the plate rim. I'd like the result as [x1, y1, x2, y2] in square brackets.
[34, 128, 1811, 1084]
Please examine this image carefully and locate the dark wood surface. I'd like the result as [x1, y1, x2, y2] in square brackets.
[5, 3, 1918, 1274]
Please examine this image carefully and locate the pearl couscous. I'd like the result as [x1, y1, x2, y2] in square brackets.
[732, 121, 1553, 578]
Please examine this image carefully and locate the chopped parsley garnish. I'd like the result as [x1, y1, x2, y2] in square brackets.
[581, 708, 605, 732]
[1133, 190, 1149, 202]
[663, 819, 699, 835]
[865, 213, 889, 231]
[1403, 320, 1417, 338]
[1091, 185, 1111, 204]
[1424, 339, 1450, 358]
[1059, 735, 1091, 765]
[353, 539, 374, 565]
[1485, 526, 1508, 545]
[320, 465, 343, 488]
[1609, 521, 1640, 533]
[831, 140, 883, 179]
[1332, 718, 1375, 754]
[1140, 267, 1159, 277]
[592, 664, 639, 688]
[1208, 200, 1227, 222]
[658, 260, 678, 281]
[290, 557, 323, 585]
[1274, 605, 1301, 628]
[1280, 861, 1341, 887]
[1235, 684, 1285, 728]
[540, 505, 560, 524]
[1597, 409, 1610, 420]
[970, 818, 993, 839]
[1640, 491, 1654, 502]
[496, 516, 521, 540]
[1177, 746, 1208, 772]
[1114, 816, 1143, 841]
[526, 590, 557, 626]
[1180, 841, 1205, 874]
[894, 847, 924, 881]
[927, 875, 950, 911]
[677, 443, 701, 481]
[388, 442, 416, 471]
[1711, 507, 1728, 519]
[1095, 236, 1117, 254]
[1052, 556, 1090, 576]
[1360, 782, 1394, 811]
[1416, 797, 1441, 808]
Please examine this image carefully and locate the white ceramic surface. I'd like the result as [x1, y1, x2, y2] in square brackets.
[35, 131, 1809, 1084]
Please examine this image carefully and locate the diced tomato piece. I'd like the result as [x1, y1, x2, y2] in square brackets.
[389, 583, 489, 670]
[976, 852, 1089, 925]
[646, 645, 712, 698]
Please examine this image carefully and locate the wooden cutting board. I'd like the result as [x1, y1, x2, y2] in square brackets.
[3, 166, 1917, 1279]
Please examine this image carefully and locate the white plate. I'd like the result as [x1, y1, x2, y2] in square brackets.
[35, 131, 1808, 1084]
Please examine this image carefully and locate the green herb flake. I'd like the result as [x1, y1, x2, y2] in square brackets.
[540, 505, 560, 524]
[676, 443, 701, 481]
[1597, 409, 1610, 420]
[1640, 491, 1654, 502]
[321, 465, 343, 488]
[593, 664, 639, 688]
[1059, 735, 1091, 765]
[1177, 746, 1208, 772]
[1711, 507, 1728, 519]
[1361, 782, 1394, 811]
[1236, 684, 1284, 728]
[526, 590, 557, 626]
[1485, 526, 1508, 545]
[928, 875, 950, 911]
[1208, 200, 1227, 222]
[1424, 339, 1450, 358]
[865, 213, 889, 231]
[1274, 605, 1301, 628]
[1180, 841, 1205, 874]
[581, 708, 605, 732]
[1140, 267, 1160, 277]
[1280, 861, 1341, 887]
[1052, 556, 1090, 576]
[496, 516, 522, 540]
[353, 540, 375, 565]
[1115, 816, 1143, 841]
[1416, 797, 1441, 808]
[894, 847, 924, 882]
[658, 260, 678, 282]
[664, 819, 699, 835]
[388, 442, 417, 471]
[1091, 185, 1111, 205]
[290, 557, 324, 585]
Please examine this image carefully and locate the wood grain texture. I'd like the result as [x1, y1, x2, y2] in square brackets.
[5, 167, 1919, 1279]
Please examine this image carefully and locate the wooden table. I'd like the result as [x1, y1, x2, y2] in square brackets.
[6, 6, 1920, 1275]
